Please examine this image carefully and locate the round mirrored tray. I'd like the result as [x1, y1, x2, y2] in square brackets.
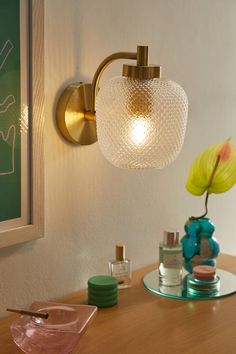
[143, 269, 236, 300]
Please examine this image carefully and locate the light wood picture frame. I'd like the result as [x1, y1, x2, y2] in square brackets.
[0, 0, 44, 248]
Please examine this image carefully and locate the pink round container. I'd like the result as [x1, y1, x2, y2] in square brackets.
[193, 265, 216, 281]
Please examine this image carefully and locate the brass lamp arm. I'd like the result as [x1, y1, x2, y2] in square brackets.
[91, 51, 138, 113]
[56, 45, 160, 145]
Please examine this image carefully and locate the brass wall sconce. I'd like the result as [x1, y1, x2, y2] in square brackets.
[56, 45, 188, 169]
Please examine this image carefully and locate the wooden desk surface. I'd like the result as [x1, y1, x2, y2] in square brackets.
[0, 254, 235, 354]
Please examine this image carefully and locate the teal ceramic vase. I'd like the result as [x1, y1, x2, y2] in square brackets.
[181, 217, 220, 273]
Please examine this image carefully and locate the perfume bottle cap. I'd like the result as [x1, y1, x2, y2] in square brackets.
[116, 245, 125, 261]
[163, 231, 179, 245]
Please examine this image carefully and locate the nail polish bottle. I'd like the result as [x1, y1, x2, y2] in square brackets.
[159, 231, 183, 286]
[109, 245, 132, 288]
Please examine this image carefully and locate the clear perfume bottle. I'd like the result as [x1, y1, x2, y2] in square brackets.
[159, 231, 183, 286]
[109, 245, 132, 288]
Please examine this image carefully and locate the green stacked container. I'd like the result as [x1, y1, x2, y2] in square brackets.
[88, 275, 118, 308]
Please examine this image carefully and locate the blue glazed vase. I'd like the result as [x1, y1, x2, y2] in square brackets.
[181, 218, 220, 273]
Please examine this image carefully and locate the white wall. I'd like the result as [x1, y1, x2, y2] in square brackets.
[0, 0, 236, 317]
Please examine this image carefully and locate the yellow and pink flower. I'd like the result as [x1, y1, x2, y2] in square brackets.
[186, 138, 236, 196]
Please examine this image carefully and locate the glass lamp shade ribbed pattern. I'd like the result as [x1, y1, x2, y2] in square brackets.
[96, 76, 188, 169]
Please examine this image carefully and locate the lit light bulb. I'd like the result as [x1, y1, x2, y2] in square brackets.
[130, 116, 150, 146]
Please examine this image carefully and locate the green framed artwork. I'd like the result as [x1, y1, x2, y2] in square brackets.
[0, 0, 44, 248]
[0, 0, 21, 222]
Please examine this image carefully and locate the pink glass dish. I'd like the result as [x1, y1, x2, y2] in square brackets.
[10, 301, 97, 354]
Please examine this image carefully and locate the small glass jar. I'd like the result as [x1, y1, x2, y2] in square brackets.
[187, 265, 220, 296]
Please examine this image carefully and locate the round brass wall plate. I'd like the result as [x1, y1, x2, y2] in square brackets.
[56, 83, 97, 145]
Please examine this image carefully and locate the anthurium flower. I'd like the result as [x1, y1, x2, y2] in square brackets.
[186, 139, 236, 196]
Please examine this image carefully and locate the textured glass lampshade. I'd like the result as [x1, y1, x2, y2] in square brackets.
[96, 76, 188, 169]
